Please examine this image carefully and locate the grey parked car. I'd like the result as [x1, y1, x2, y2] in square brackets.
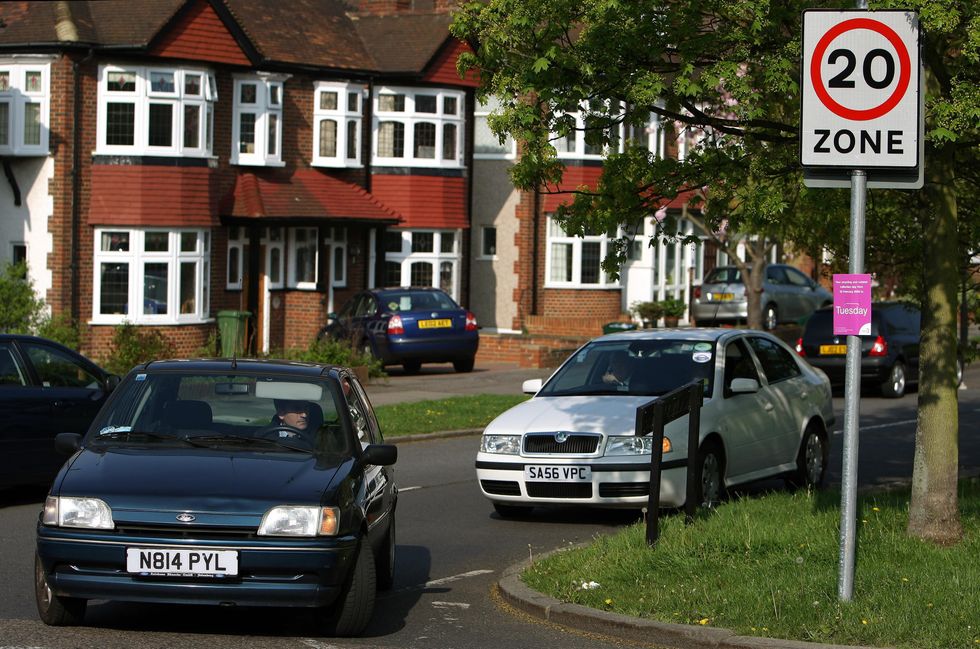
[692, 264, 832, 330]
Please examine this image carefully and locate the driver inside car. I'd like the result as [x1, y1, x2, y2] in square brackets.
[269, 399, 311, 437]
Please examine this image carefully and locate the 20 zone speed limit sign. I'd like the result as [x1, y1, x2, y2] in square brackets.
[802, 10, 920, 169]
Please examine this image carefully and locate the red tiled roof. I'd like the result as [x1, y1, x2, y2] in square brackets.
[222, 170, 402, 223]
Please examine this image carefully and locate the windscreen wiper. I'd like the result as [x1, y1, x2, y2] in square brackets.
[185, 434, 311, 453]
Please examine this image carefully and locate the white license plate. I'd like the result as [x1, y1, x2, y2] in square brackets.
[524, 465, 592, 482]
[126, 548, 239, 576]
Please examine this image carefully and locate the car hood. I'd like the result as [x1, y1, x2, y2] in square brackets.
[484, 395, 656, 437]
[58, 447, 345, 522]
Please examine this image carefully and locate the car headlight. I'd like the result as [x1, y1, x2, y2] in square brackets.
[480, 434, 521, 455]
[604, 436, 672, 456]
[258, 506, 340, 537]
[42, 496, 114, 529]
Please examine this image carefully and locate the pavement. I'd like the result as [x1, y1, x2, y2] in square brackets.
[364, 360, 893, 649]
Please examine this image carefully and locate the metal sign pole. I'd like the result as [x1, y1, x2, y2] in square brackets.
[838, 169, 866, 601]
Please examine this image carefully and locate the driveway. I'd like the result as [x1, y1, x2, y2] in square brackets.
[364, 362, 554, 406]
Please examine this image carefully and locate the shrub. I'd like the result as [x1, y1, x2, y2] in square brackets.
[279, 338, 385, 378]
[659, 297, 687, 318]
[36, 312, 82, 350]
[103, 322, 177, 376]
[630, 301, 662, 327]
[0, 262, 44, 333]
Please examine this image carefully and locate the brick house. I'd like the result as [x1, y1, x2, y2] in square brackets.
[0, 0, 477, 358]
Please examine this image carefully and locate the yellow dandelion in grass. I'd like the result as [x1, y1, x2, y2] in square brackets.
[927, 602, 933, 608]
[604, 598, 613, 606]
[862, 619, 868, 625]
[861, 519, 868, 524]
[698, 618, 710, 625]
[872, 507, 880, 512]
[901, 577, 909, 582]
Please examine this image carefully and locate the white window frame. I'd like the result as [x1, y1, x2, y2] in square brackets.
[226, 226, 246, 290]
[0, 59, 52, 156]
[372, 87, 465, 169]
[478, 225, 497, 260]
[91, 228, 211, 325]
[231, 74, 286, 167]
[96, 64, 215, 157]
[383, 229, 461, 299]
[265, 227, 285, 290]
[474, 95, 516, 159]
[312, 82, 365, 168]
[324, 226, 348, 288]
[544, 217, 619, 289]
[550, 102, 663, 161]
[288, 227, 319, 290]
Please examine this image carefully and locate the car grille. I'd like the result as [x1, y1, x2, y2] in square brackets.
[111, 524, 259, 541]
[523, 433, 600, 455]
[525, 483, 592, 499]
[480, 480, 522, 496]
[598, 482, 650, 498]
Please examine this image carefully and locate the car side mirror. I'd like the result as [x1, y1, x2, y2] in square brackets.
[522, 379, 543, 395]
[105, 374, 122, 392]
[55, 432, 82, 456]
[729, 377, 760, 394]
[359, 443, 397, 467]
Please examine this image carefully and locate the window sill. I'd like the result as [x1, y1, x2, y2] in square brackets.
[89, 316, 215, 326]
[543, 283, 621, 290]
[231, 159, 287, 168]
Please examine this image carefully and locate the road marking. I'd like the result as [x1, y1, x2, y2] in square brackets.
[833, 418, 916, 435]
[399, 485, 422, 493]
[432, 601, 471, 609]
[424, 569, 493, 587]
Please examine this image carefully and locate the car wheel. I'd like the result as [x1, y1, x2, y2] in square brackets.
[374, 515, 396, 591]
[320, 541, 376, 637]
[694, 441, 725, 508]
[788, 424, 827, 489]
[401, 360, 421, 375]
[35, 554, 86, 626]
[492, 502, 532, 518]
[880, 361, 906, 398]
[453, 357, 475, 373]
[763, 304, 778, 330]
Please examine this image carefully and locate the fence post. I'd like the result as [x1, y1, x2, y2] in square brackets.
[644, 400, 665, 546]
[684, 381, 704, 524]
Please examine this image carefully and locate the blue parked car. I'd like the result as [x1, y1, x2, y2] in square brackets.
[35, 359, 397, 637]
[320, 287, 479, 374]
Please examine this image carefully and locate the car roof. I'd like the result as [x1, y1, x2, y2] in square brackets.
[130, 358, 344, 377]
[596, 327, 761, 344]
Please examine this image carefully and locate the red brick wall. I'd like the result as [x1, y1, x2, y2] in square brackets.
[150, 0, 251, 66]
[46, 54, 75, 317]
[85, 324, 216, 367]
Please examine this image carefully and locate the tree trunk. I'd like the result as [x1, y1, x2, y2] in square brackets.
[907, 145, 962, 544]
[743, 243, 768, 330]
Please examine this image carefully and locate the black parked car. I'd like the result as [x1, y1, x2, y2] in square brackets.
[795, 303, 924, 398]
[36, 359, 397, 637]
[0, 334, 118, 489]
[320, 287, 479, 374]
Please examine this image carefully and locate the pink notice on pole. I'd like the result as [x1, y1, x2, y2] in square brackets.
[832, 274, 873, 336]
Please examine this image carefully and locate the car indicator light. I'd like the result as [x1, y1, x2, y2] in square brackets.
[387, 314, 404, 335]
[319, 507, 340, 536]
[870, 336, 888, 356]
[465, 311, 478, 331]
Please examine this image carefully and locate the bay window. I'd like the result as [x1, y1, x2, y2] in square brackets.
[232, 75, 285, 166]
[0, 60, 51, 155]
[545, 217, 618, 288]
[288, 227, 319, 289]
[93, 228, 210, 324]
[313, 82, 364, 167]
[373, 87, 464, 168]
[383, 230, 460, 299]
[97, 65, 215, 156]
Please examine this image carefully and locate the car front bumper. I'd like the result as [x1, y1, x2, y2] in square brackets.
[475, 455, 690, 509]
[36, 524, 359, 608]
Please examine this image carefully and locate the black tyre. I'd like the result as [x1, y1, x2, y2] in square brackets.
[374, 515, 396, 591]
[694, 441, 725, 508]
[787, 424, 827, 489]
[35, 554, 86, 626]
[492, 502, 532, 518]
[880, 361, 906, 398]
[763, 304, 778, 331]
[320, 541, 376, 637]
[401, 360, 421, 375]
[453, 357, 475, 373]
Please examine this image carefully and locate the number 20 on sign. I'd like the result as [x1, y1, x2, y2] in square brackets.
[801, 11, 920, 170]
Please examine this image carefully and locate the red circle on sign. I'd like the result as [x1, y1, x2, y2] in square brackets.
[810, 18, 911, 121]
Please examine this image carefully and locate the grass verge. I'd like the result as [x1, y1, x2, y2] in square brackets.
[522, 479, 980, 649]
[374, 394, 528, 437]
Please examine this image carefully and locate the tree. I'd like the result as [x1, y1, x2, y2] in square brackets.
[453, 0, 980, 543]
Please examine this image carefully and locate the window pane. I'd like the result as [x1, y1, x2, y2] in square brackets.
[440, 232, 455, 253]
[269, 85, 280, 107]
[25, 70, 42, 92]
[347, 92, 359, 112]
[239, 113, 256, 153]
[184, 74, 202, 96]
[333, 246, 345, 277]
[319, 119, 337, 157]
[482, 227, 496, 256]
[384, 261, 402, 286]
[550, 243, 572, 282]
[23, 102, 41, 146]
[269, 247, 281, 284]
[411, 232, 433, 253]
[294, 229, 317, 283]
[206, 104, 213, 151]
[346, 120, 357, 159]
[240, 83, 257, 104]
[385, 231, 403, 253]
[180, 262, 196, 314]
[143, 263, 169, 314]
[148, 103, 173, 147]
[439, 261, 453, 293]
[320, 91, 338, 110]
[100, 262, 129, 315]
[106, 103, 135, 145]
[228, 247, 240, 285]
[101, 231, 130, 252]
[0, 72, 9, 91]
[413, 122, 435, 158]
[267, 113, 278, 156]
[442, 123, 457, 160]
[107, 71, 136, 92]
[150, 71, 175, 93]
[416, 95, 437, 113]
[0, 102, 9, 146]
[269, 227, 282, 242]
[144, 232, 169, 252]
[379, 94, 405, 112]
[180, 232, 197, 252]
[183, 104, 200, 149]
[581, 241, 601, 284]
[378, 121, 404, 157]
[410, 262, 433, 287]
[443, 97, 457, 115]
[475, 115, 509, 154]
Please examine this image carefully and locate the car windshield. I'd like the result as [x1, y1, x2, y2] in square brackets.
[539, 339, 715, 398]
[85, 372, 352, 457]
[704, 267, 742, 284]
[378, 290, 457, 312]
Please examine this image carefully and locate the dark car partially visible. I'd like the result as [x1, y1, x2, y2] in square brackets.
[795, 303, 922, 398]
[321, 287, 479, 374]
[0, 335, 118, 489]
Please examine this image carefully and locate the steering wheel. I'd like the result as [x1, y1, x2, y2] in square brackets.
[257, 425, 306, 442]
